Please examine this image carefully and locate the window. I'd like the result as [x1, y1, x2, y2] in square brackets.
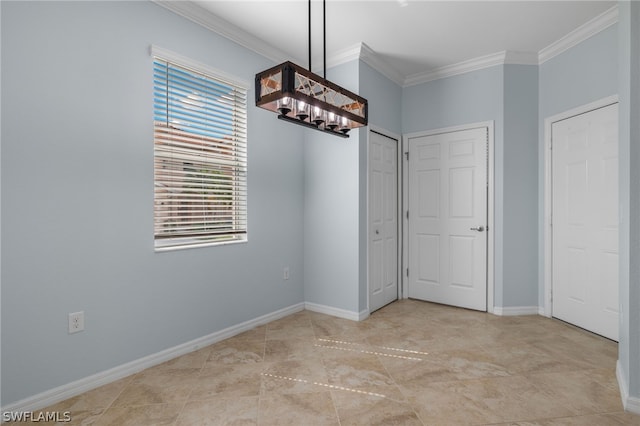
[153, 50, 247, 250]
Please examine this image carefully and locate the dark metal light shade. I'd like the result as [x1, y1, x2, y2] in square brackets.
[255, 61, 368, 138]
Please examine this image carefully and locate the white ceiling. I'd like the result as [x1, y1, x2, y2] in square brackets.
[164, 0, 616, 85]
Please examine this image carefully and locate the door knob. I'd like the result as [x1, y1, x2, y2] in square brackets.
[470, 226, 485, 232]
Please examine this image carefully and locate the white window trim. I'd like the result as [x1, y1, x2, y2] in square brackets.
[151, 45, 249, 252]
[150, 45, 250, 90]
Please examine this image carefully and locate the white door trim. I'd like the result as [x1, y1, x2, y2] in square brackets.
[543, 95, 619, 318]
[367, 125, 402, 314]
[401, 121, 495, 314]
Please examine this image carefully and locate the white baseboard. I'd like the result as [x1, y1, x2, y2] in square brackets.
[493, 306, 540, 316]
[617, 360, 640, 414]
[1, 302, 305, 414]
[304, 302, 368, 321]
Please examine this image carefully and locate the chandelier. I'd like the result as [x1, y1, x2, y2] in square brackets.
[255, 0, 368, 138]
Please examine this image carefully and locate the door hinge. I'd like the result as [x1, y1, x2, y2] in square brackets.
[406, 268, 409, 277]
[405, 151, 409, 161]
[406, 210, 409, 220]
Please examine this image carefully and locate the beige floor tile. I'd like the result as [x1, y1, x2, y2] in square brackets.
[526, 333, 618, 371]
[205, 339, 265, 365]
[404, 375, 576, 425]
[111, 368, 199, 407]
[177, 396, 259, 425]
[330, 384, 408, 402]
[189, 363, 265, 400]
[331, 389, 422, 426]
[93, 403, 183, 426]
[257, 391, 339, 425]
[313, 338, 379, 361]
[34, 377, 133, 425]
[18, 300, 640, 426]
[477, 341, 586, 375]
[403, 379, 504, 425]
[472, 375, 578, 421]
[527, 369, 625, 415]
[380, 351, 461, 387]
[323, 354, 396, 390]
[366, 326, 483, 353]
[263, 337, 323, 362]
[382, 348, 511, 391]
[261, 359, 330, 394]
[311, 317, 374, 339]
[498, 411, 640, 425]
[265, 324, 316, 340]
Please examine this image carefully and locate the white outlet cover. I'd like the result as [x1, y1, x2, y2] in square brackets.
[68, 311, 85, 334]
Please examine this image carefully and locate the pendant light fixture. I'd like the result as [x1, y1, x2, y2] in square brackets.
[255, 0, 368, 138]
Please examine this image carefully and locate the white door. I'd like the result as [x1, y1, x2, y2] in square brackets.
[408, 128, 487, 311]
[552, 103, 618, 341]
[369, 130, 398, 312]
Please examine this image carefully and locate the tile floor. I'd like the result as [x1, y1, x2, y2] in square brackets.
[15, 299, 640, 425]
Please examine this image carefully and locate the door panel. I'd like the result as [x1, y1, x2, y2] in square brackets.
[369, 131, 398, 312]
[408, 127, 488, 311]
[552, 103, 618, 341]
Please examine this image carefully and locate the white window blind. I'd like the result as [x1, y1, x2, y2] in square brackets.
[153, 56, 247, 250]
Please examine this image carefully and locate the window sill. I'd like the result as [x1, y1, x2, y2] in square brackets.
[154, 238, 248, 253]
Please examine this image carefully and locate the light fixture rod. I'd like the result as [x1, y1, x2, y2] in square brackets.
[254, 0, 368, 138]
[307, 0, 327, 77]
[323, 0, 326, 79]
[308, 0, 311, 71]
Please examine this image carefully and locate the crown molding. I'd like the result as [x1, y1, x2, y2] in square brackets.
[538, 4, 618, 64]
[358, 43, 406, 86]
[403, 49, 540, 87]
[403, 51, 504, 87]
[324, 43, 362, 69]
[311, 43, 405, 87]
[155, 1, 618, 89]
[152, 0, 299, 65]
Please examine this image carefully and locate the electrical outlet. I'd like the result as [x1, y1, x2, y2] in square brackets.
[68, 311, 85, 334]
[283, 266, 290, 280]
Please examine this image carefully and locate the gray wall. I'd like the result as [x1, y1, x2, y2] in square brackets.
[402, 27, 617, 312]
[358, 62, 403, 311]
[618, 0, 640, 401]
[359, 62, 403, 136]
[303, 58, 403, 315]
[402, 65, 541, 309]
[537, 24, 618, 307]
[401, 67, 503, 135]
[1, 1, 305, 405]
[502, 65, 539, 307]
[538, 25, 618, 119]
[303, 60, 362, 314]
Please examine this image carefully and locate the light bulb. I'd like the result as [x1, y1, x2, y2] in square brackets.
[340, 116, 351, 134]
[277, 96, 291, 115]
[312, 106, 324, 126]
[296, 100, 309, 121]
[327, 112, 339, 130]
